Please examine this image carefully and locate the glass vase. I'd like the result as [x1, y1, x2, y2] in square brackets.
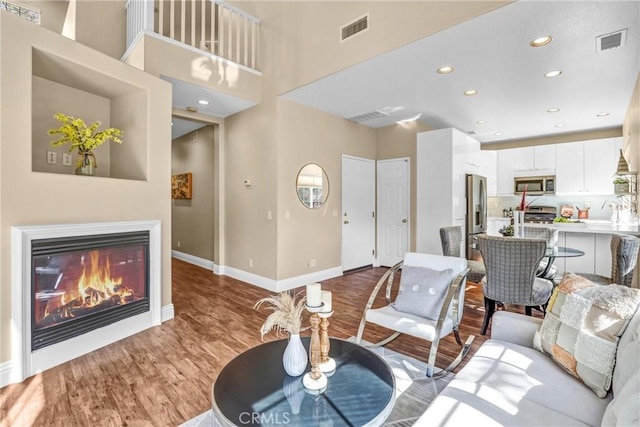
[75, 151, 96, 176]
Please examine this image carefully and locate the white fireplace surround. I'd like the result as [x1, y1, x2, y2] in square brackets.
[10, 220, 162, 384]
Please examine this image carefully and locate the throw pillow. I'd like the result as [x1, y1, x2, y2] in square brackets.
[392, 265, 454, 320]
[533, 272, 640, 398]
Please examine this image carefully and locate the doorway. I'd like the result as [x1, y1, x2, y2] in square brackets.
[341, 155, 375, 272]
[377, 158, 410, 267]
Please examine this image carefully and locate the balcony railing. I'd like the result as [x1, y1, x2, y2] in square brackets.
[126, 0, 260, 72]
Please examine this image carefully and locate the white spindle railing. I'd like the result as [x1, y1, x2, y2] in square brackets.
[126, 0, 260, 72]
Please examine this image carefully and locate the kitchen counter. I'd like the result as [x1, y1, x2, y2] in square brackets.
[523, 220, 640, 235]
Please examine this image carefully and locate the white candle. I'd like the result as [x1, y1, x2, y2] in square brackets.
[306, 283, 322, 307]
[321, 290, 332, 313]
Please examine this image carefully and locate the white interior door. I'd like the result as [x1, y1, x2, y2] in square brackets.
[342, 156, 375, 271]
[378, 158, 410, 267]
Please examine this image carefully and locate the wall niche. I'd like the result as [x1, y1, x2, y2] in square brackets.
[31, 48, 148, 181]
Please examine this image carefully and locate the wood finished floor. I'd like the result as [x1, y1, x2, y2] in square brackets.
[0, 258, 541, 427]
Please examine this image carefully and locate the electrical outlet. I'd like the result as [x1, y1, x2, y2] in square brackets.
[46, 151, 57, 165]
[267, 210, 272, 220]
[249, 258, 254, 268]
[62, 153, 72, 166]
[177, 241, 181, 248]
[307, 259, 317, 268]
[285, 210, 291, 219]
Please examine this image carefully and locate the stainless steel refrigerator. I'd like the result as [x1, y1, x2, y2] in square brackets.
[466, 174, 487, 261]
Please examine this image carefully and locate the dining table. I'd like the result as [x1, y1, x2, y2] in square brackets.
[539, 246, 586, 278]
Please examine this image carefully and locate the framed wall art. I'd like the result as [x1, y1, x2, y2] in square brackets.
[171, 172, 192, 199]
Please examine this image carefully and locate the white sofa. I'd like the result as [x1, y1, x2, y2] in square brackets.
[417, 309, 640, 426]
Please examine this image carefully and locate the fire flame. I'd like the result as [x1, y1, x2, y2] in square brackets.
[43, 250, 134, 320]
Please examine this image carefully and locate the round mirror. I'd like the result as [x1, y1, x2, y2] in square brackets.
[296, 163, 329, 209]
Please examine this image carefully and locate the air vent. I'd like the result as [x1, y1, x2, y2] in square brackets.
[596, 29, 627, 52]
[340, 13, 369, 42]
[346, 110, 389, 124]
[467, 131, 477, 135]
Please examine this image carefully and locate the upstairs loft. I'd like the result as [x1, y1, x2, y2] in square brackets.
[124, 0, 261, 118]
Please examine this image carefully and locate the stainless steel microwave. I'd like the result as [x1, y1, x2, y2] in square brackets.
[514, 176, 555, 195]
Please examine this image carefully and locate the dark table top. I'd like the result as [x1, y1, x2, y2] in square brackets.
[212, 337, 395, 426]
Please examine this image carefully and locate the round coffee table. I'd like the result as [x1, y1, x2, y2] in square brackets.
[212, 337, 395, 426]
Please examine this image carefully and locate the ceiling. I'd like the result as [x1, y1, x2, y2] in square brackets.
[281, 1, 640, 144]
[171, 117, 207, 140]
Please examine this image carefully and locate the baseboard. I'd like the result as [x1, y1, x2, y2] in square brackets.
[0, 360, 13, 388]
[171, 250, 214, 271]
[161, 304, 175, 322]
[223, 266, 343, 292]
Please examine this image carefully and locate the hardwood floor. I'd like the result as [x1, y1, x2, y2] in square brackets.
[0, 258, 538, 426]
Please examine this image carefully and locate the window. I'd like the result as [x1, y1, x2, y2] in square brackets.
[0, 0, 40, 24]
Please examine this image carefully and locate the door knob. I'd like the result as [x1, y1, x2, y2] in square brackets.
[402, 218, 407, 223]
[344, 220, 349, 224]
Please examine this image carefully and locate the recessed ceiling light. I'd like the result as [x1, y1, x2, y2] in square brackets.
[545, 70, 562, 78]
[530, 36, 553, 47]
[197, 99, 210, 105]
[596, 112, 610, 117]
[547, 108, 560, 113]
[495, 132, 503, 136]
[464, 89, 478, 96]
[437, 66, 454, 74]
[476, 120, 486, 124]
[555, 123, 566, 128]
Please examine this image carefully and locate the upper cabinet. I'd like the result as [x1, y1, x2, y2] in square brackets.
[483, 137, 621, 197]
[556, 138, 621, 194]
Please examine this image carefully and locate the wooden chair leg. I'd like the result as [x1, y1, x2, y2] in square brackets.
[481, 297, 495, 335]
[525, 306, 532, 316]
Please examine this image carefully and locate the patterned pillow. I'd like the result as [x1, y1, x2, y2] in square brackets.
[533, 272, 640, 398]
[392, 266, 454, 320]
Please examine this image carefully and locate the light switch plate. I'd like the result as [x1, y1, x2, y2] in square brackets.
[62, 153, 72, 166]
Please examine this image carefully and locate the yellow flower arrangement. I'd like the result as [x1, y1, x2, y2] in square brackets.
[48, 113, 124, 168]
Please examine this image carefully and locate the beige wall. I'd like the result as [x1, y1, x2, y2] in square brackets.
[172, 126, 217, 261]
[276, 99, 376, 279]
[0, 12, 172, 363]
[623, 74, 640, 172]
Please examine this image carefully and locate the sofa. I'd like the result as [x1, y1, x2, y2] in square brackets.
[417, 308, 640, 426]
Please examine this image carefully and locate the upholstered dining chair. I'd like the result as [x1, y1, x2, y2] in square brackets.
[522, 226, 559, 280]
[355, 252, 475, 378]
[439, 226, 486, 283]
[577, 234, 640, 287]
[477, 235, 554, 335]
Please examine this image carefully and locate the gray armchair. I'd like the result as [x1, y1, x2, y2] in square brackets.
[578, 234, 640, 287]
[477, 235, 554, 335]
[439, 226, 486, 283]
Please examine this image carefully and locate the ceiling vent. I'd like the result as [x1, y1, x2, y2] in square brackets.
[596, 29, 627, 52]
[340, 13, 369, 42]
[467, 131, 477, 135]
[346, 109, 388, 123]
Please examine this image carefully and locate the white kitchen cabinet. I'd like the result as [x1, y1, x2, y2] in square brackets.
[481, 150, 497, 196]
[595, 234, 613, 276]
[584, 138, 621, 194]
[563, 232, 595, 274]
[514, 147, 534, 170]
[555, 142, 585, 194]
[534, 145, 556, 170]
[497, 149, 515, 195]
[416, 128, 481, 255]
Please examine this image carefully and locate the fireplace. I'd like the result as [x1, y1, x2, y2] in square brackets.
[32, 232, 150, 351]
[11, 221, 162, 383]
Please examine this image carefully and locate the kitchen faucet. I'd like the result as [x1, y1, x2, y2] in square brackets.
[602, 199, 621, 223]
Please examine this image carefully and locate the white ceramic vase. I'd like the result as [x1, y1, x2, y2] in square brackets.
[283, 333, 307, 377]
[514, 210, 525, 238]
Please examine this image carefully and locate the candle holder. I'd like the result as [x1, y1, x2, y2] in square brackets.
[318, 310, 336, 373]
[303, 304, 328, 391]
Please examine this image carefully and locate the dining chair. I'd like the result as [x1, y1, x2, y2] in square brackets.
[577, 234, 640, 287]
[439, 226, 486, 283]
[355, 252, 474, 378]
[522, 226, 559, 280]
[477, 235, 554, 335]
